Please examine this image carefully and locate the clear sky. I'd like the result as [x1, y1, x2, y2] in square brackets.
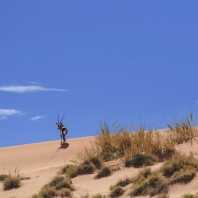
[1, 1, 198, 147]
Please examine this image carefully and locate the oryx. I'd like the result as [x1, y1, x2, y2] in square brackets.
[56, 114, 68, 144]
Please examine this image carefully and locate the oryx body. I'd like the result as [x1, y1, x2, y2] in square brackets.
[56, 114, 68, 144]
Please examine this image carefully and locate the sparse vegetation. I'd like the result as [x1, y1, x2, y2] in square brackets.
[167, 112, 197, 145]
[114, 177, 131, 187]
[3, 169, 21, 190]
[91, 194, 106, 198]
[48, 175, 74, 191]
[109, 186, 124, 197]
[58, 188, 72, 198]
[32, 175, 73, 198]
[125, 153, 159, 168]
[30, 112, 198, 198]
[130, 167, 167, 197]
[160, 152, 198, 184]
[182, 193, 198, 198]
[94, 167, 111, 179]
[38, 186, 57, 198]
[62, 158, 100, 178]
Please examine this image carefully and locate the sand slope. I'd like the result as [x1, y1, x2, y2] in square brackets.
[1, 135, 198, 198]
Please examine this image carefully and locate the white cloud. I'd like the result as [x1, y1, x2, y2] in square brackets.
[31, 115, 45, 121]
[0, 109, 22, 116]
[0, 116, 8, 120]
[0, 85, 68, 93]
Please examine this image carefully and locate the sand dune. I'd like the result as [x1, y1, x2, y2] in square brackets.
[1, 135, 198, 198]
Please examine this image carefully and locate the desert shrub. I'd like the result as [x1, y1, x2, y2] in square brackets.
[94, 167, 111, 179]
[157, 195, 169, 198]
[125, 153, 158, 168]
[115, 177, 131, 187]
[130, 168, 167, 197]
[91, 194, 106, 198]
[31, 195, 39, 198]
[88, 156, 102, 169]
[3, 175, 20, 190]
[38, 186, 57, 198]
[160, 152, 198, 184]
[110, 177, 131, 190]
[64, 164, 78, 178]
[64, 161, 96, 178]
[48, 175, 74, 191]
[182, 193, 198, 198]
[75, 163, 95, 176]
[109, 186, 124, 197]
[58, 188, 72, 198]
[0, 174, 8, 181]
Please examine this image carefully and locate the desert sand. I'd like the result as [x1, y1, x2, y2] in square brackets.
[1, 134, 198, 198]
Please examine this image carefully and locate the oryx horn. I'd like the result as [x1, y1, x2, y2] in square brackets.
[60, 114, 65, 123]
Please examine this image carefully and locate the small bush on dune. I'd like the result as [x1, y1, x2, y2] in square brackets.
[63, 160, 96, 178]
[109, 186, 124, 197]
[182, 194, 198, 198]
[58, 188, 72, 198]
[48, 175, 74, 191]
[88, 156, 102, 169]
[91, 193, 106, 198]
[94, 167, 111, 179]
[75, 162, 95, 176]
[115, 177, 131, 187]
[160, 152, 198, 184]
[130, 168, 167, 197]
[110, 177, 131, 191]
[3, 169, 21, 190]
[157, 195, 169, 198]
[125, 153, 158, 168]
[38, 186, 57, 198]
[3, 176, 20, 190]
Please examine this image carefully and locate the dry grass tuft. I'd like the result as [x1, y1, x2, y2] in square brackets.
[3, 169, 21, 190]
[167, 112, 197, 145]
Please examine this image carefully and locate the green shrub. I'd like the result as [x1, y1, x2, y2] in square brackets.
[94, 167, 111, 179]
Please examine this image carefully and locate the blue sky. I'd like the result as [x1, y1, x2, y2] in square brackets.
[1, 1, 198, 147]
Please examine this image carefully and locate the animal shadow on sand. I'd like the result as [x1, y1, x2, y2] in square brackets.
[59, 142, 69, 150]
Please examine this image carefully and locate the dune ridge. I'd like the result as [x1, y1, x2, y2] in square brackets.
[1, 132, 198, 198]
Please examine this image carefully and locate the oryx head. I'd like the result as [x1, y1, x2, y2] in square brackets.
[56, 114, 65, 130]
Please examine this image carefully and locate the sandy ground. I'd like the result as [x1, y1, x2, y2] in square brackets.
[1, 134, 198, 198]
